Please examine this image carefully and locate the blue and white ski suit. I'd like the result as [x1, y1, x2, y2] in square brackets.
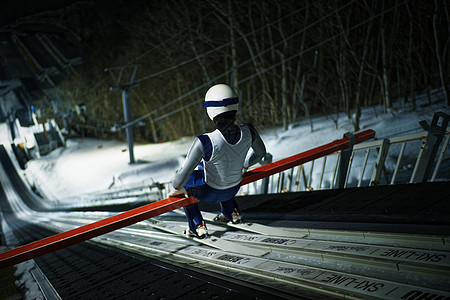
[172, 123, 266, 233]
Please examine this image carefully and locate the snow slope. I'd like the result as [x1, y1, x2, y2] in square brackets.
[22, 91, 450, 201]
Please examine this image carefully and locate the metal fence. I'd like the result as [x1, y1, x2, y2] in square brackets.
[93, 112, 449, 200]
[239, 112, 449, 196]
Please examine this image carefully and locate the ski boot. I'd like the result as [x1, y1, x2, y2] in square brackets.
[184, 221, 208, 239]
[231, 209, 242, 224]
[214, 209, 242, 224]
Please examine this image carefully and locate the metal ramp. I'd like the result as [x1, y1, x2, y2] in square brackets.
[1, 126, 450, 299]
[30, 203, 450, 299]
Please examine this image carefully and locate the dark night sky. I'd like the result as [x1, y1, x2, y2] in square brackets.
[0, 0, 80, 27]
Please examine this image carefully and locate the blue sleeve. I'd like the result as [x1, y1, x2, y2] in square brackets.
[197, 134, 212, 161]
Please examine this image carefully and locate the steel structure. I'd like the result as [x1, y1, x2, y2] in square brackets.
[233, 112, 450, 195]
[1, 128, 450, 299]
[0, 129, 375, 268]
[105, 64, 140, 164]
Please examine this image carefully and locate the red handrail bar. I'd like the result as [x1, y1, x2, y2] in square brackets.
[0, 196, 199, 269]
[0, 129, 375, 269]
[242, 129, 375, 184]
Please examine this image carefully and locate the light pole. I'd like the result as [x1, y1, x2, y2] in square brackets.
[105, 64, 140, 164]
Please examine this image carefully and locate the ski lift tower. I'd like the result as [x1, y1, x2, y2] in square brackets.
[105, 64, 140, 164]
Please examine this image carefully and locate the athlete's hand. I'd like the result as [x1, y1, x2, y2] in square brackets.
[168, 187, 187, 197]
[260, 153, 272, 165]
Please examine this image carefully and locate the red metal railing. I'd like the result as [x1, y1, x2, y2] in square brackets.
[0, 129, 375, 269]
[0, 196, 198, 269]
[242, 129, 375, 184]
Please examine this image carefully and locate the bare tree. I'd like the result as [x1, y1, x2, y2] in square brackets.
[433, 0, 450, 106]
[49, 0, 449, 141]
[298, 50, 318, 132]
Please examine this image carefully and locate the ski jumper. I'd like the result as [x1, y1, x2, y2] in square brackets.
[172, 123, 266, 233]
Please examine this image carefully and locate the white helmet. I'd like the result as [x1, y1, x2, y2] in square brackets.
[204, 84, 239, 120]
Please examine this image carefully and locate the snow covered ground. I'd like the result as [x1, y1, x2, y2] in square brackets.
[1, 91, 448, 300]
[18, 90, 450, 202]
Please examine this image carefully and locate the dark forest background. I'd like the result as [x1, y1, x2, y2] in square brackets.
[29, 0, 449, 142]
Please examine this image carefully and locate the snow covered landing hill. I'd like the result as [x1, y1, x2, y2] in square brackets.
[24, 93, 449, 203]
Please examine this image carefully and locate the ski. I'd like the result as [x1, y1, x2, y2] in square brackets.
[204, 211, 308, 238]
[147, 219, 269, 257]
[0, 130, 375, 268]
[173, 209, 308, 238]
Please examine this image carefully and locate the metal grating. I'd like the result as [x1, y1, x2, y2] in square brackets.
[34, 240, 265, 299]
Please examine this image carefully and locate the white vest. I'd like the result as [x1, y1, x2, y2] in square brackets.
[204, 124, 252, 189]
